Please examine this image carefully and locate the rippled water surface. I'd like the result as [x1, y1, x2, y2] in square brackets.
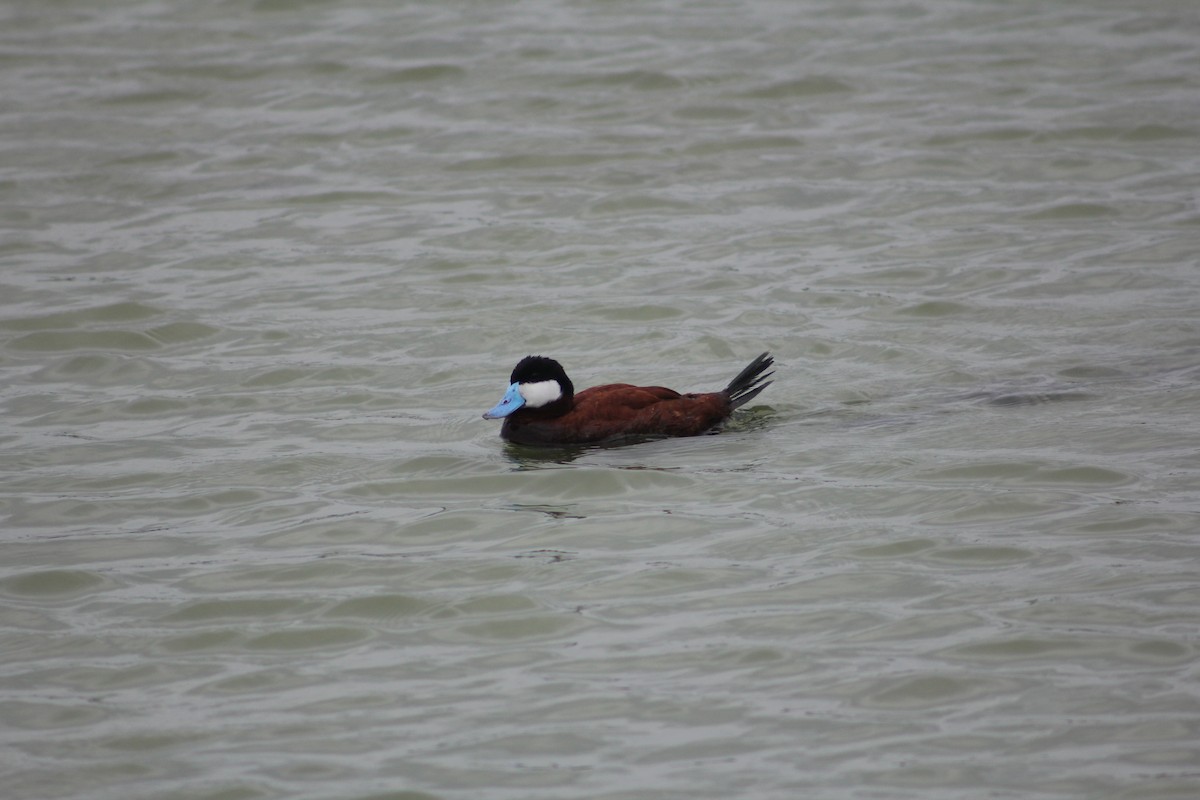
[3, 1, 1200, 798]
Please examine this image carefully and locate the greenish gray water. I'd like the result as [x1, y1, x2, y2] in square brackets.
[3, 1, 1199, 798]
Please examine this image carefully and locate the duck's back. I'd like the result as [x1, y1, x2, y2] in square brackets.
[500, 383, 731, 445]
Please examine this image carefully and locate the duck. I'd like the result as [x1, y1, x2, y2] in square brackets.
[482, 352, 774, 446]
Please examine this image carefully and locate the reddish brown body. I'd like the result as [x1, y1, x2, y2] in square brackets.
[500, 383, 735, 446]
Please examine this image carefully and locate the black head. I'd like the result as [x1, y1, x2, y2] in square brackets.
[482, 355, 575, 420]
[509, 355, 573, 396]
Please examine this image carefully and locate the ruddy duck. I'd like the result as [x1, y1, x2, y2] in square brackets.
[482, 352, 774, 446]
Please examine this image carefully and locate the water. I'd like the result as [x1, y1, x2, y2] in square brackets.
[3, 1, 1199, 798]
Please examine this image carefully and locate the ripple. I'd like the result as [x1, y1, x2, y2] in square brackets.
[739, 75, 853, 98]
[363, 64, 466, 83]
[584, 195, 699, 217]
[917, 461, 1133, 487]
[894, 300, 973, 317]
[921, 545, 1035, 566]
[560, 69, 684, 90]
[162, 599, 311, 623]
[672, 104, 753, 121]
[32, 353, 158, 384]
[198, 668, 313, 696]
[0, 569, 111, 598]
[6, 330, 162, 352]
[446, 614, 591, 644]
[854, 674, 1016, 710]
[590, 303, 685, 321]
[324, 594, 435, 621]
[939, 636, 1147, 665]
[850, 538, 938, 558]
[0, 700, 111, 731]
[245, 627, 371, 651]
[1024, 202, 1120, 220]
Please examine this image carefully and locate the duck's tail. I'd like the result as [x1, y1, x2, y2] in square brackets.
[725, 352, 774, 409]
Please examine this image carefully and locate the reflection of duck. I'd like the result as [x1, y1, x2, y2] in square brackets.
[482, 353, 774, 446]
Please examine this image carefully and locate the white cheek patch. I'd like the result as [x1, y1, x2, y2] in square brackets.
[519, 379, 562, 408]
